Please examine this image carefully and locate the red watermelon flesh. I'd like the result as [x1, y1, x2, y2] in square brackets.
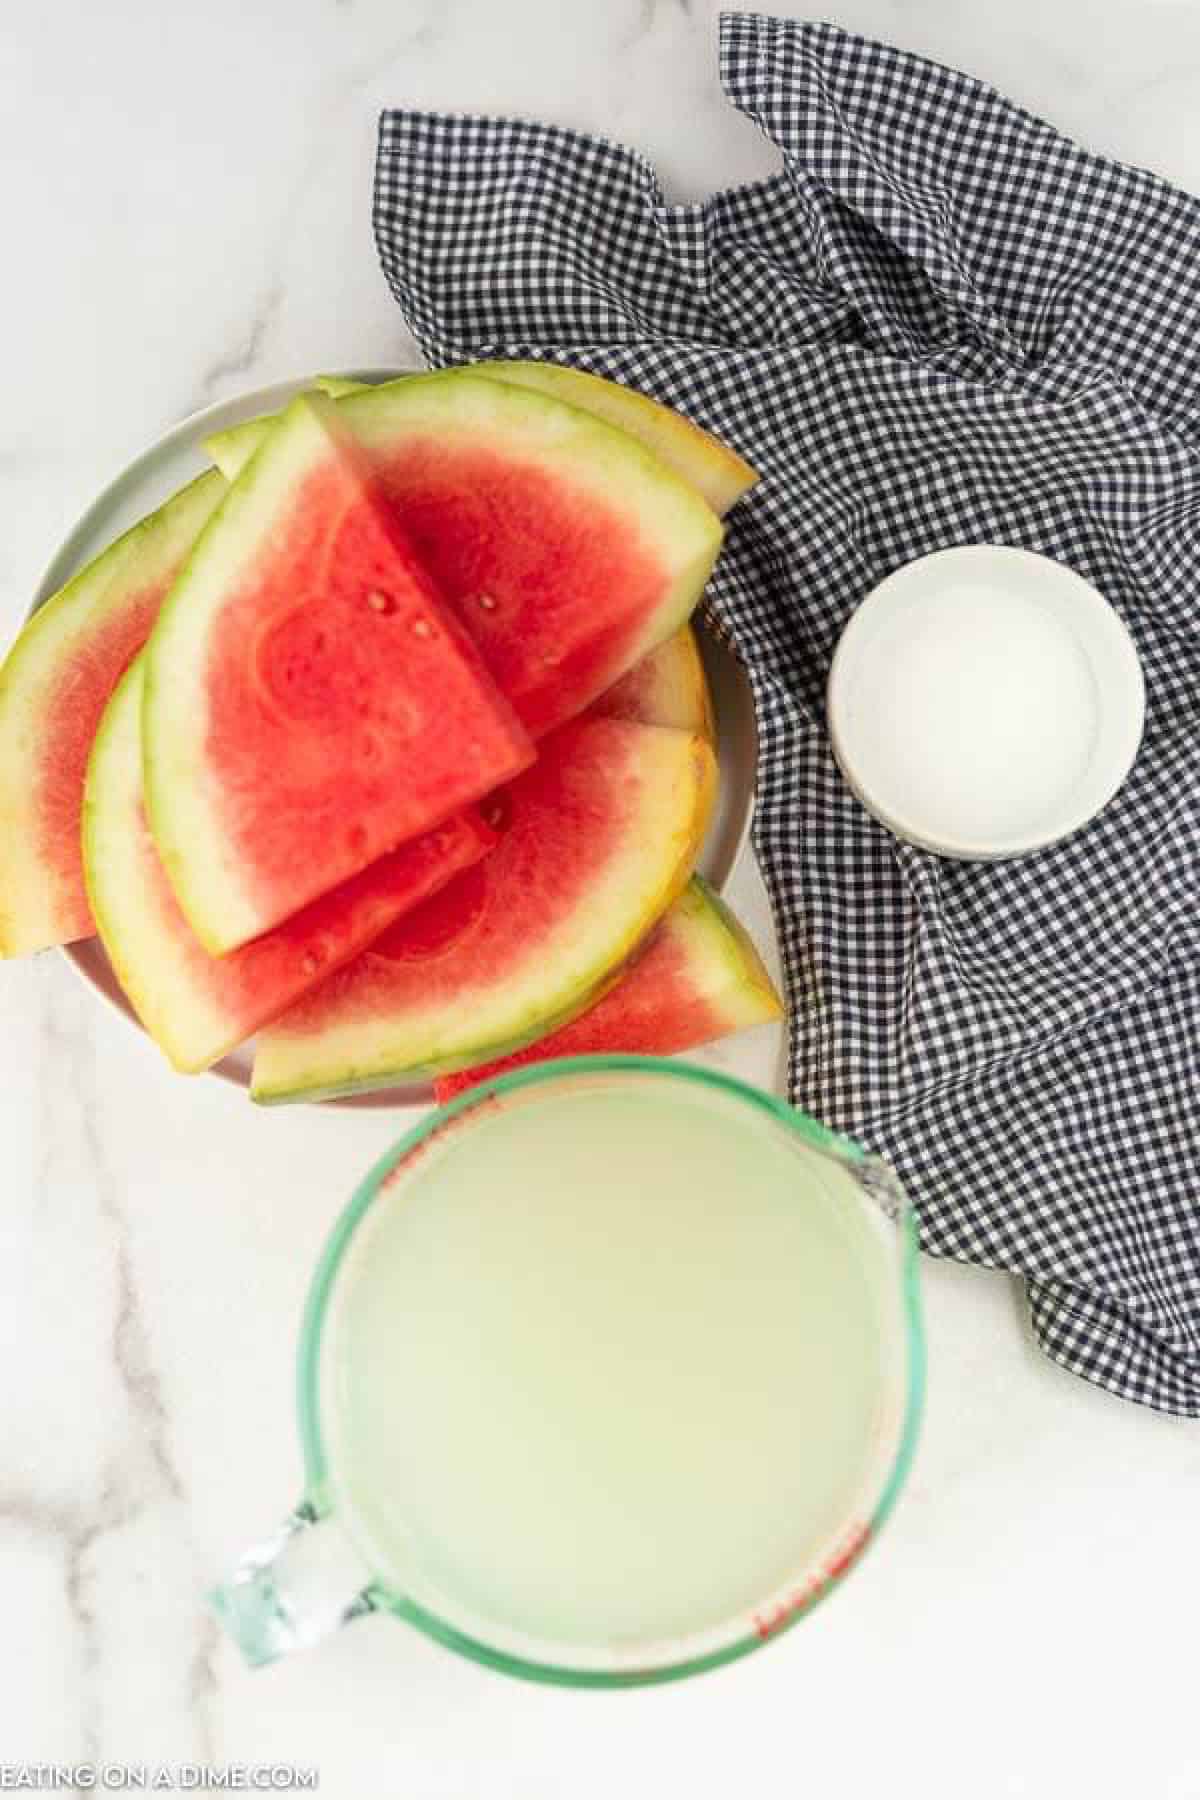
[84, 660, 496, 1073]
[372, 440, 672, 736]
[208, 376, 726, 741]
[143, 395, 534, 956]
[37, 582, 160, 899]
[433, 878, 782, 1102]
[250, 717, 717, 1102]
[0, 468, 225, 956]
[326, 375, 725, 739]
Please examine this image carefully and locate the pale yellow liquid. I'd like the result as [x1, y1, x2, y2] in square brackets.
[324, 1081, 891, 1653]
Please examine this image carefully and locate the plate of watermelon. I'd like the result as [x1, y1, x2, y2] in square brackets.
[3, 365, 778, 1107]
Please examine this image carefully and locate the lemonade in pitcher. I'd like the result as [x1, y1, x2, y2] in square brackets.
[215, 1061, 923, 1682]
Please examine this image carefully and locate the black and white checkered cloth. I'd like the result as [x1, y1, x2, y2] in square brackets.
[374, 13, 1200, 1414]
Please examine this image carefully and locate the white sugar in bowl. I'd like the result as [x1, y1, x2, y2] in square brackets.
[826, 546, 1145, 860]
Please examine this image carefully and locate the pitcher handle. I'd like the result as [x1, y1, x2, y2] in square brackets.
[209, 1501, 376, 1667]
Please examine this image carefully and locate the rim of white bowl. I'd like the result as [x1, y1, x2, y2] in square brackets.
[826, 545, 1146, 861]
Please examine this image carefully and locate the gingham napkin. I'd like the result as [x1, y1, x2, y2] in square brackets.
[373, 13, 1200, 1414]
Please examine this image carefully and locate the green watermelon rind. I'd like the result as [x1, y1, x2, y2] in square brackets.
[82, 655, 239, 1069]
[249, 727, 718, 1104]
[592, 624, 715, 740]
[88, 657, 497, 1075]
[205, 364, 756, 519]
[203, 375, 440, 477]
[433, 875, 784, 1099]
[306, 388, 722, 744]
[199, 376, 367, 471]
[313, 375, 369, 399]
[141, 400, 349, 955]
[311, 366, 758, 515]
[0, 467, 226, 957]
[251, 971, 624, 1107]
[0, 531, 145, 955]
[145, 391, 539, 956]
[207, 371, 724, 745]
[680, 877, 785, 1023]
[475, 362, 758, 514]
[345, 371, 723, 614]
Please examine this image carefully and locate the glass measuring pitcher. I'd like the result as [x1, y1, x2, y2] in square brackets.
[212, 1057, 924, 1686]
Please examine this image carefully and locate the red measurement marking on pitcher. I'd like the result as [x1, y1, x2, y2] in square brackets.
[826, 1521, 871, 1582]
[751, 1522, 872, 1641]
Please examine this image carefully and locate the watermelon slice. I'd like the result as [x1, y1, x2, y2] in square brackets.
[591, 625, 714, 739]
[308, 387, 719, 743]
[251, 717, 717, 1103]
[199, 376, 367, 459]
[208, 365, 758, 518]
[471, 363, 757, 516]
[83, 660, 495, 1073]
[434, 878, 783, 1102]
[202, 371, 725, 738]
[0, 468, 225, 956]
[313, 397, 718, 741]
[143, 393, 533, 956]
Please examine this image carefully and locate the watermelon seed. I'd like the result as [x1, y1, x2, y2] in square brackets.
[366, 590, 396, 614]
[411, 618, 433, 639]
[477, 592, 498, 612]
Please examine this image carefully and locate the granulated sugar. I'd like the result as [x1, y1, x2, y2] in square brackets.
[836, 579, 1099, 847]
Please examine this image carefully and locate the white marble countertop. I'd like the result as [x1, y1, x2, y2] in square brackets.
[2, 2, 1198, 1794]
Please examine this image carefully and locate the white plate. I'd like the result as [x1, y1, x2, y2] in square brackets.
[29, 371, 758, 1106]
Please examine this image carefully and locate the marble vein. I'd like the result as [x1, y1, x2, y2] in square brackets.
[7, 5, 1200, 1792]
[20, 970, 216, 1761]
[630, 0, 696, 48]
[0, 1493, 106, 1761]
[191, 279, 287, 414]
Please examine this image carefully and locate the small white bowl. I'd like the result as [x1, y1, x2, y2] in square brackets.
[826, 546, 1145, 860]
